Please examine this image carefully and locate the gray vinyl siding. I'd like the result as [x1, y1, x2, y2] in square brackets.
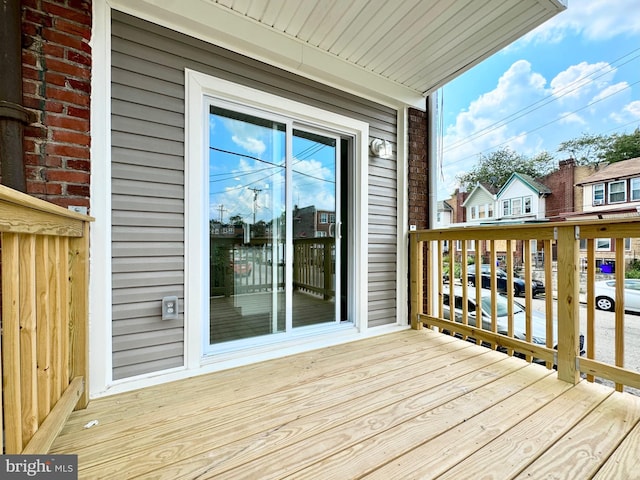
[111, 11, 398, 379]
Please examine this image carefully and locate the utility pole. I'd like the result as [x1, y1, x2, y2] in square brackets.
[217, 204, 227, 223]
[248, 187, 262, 225]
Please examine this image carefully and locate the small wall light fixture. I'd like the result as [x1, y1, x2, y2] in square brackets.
[369, 138, 393, 158]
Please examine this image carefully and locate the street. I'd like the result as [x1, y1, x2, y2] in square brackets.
[530, 297, 640, 395]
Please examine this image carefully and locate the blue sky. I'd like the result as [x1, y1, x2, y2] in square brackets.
[438, 0, 640, 199]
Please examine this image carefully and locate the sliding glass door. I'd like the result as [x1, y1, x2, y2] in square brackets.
[207, 100, 346, 348]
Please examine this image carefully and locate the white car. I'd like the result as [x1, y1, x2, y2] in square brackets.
[594, 279, 640, 312]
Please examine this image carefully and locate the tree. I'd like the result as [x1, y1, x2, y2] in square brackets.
[557, 133, 610, 166]
[456, 147, 556, 191]
[557, 128, 640, 165]
[600, 128, 640, 164]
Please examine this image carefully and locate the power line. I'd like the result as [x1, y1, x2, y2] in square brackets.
[443, 78, 640, 168]
[444, 47, 640, 154]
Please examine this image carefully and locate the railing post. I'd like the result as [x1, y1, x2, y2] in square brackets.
[324, 239, 331, 300]
[410, 232, 423, 330]
[555, 225, 580, 384]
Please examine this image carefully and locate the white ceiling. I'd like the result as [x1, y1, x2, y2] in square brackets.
[114, 0, 567, 107]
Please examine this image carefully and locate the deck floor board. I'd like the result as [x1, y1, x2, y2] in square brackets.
[50, 329, 640, 479]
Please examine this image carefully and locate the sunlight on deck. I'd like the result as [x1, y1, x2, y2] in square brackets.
[50, 330, 640, 479]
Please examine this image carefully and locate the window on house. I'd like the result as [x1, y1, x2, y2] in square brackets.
[502, 200, 510, 216]
[579, 239, 587, 250]
[478, 205, 485, 218]
[524, 196, 532, 214]
[608, 180, 626, 203]
[512, 198, 522, 216]
[329, 213, 335, 223]
[626, 238, 632, 250]
[593, 183, 604, 205]
[320, 213, 328, 223]
[488, 204, 493, 217]
[470, 206, 477, 219]
[596, 238, 611, 251]
[632, 178, 640, 201]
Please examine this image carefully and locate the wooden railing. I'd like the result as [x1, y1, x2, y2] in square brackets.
[410, 218, 640, 393]
[0, 185, 93, 454]
[293, 237, 335, 300]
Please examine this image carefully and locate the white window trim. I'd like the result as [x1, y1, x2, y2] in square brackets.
[631, 178, 640, 201]
[593, 183, 605, 205]
[608, 180, 627, 204]
[596, 238, 612, 251]
[185, 69, 371, 370]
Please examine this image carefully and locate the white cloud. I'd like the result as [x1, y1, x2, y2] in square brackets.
[549, 62, 615, 101]
[515, 0, 640, 47]
[590, 81, 629, 104]
[610, 100, 640, 123]
[231, 135, 266, 155]
[558, 112, 587, 125]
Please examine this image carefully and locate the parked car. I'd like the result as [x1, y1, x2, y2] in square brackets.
[467, 264, 545, 297]
[441, 286, 584, 363]
[594, 279, 640, 312]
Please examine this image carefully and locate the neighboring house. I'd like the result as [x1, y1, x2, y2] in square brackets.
[4, 0, 568, 400]
[540, 158, 599, 220]
[436, 200, 453, 228]
[462, 183, 497, 224]
[496, 172, 551, 221]
[570, 157, 640, 272]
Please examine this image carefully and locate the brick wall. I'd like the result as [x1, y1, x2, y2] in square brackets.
[408, 107, 428, 229]
[21, 0, 91, 209]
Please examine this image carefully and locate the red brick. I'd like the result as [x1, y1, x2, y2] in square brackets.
[46, 86, 90, 107]
[46, 183, 63, 195]
[46, 101, 65, 114]
[43, 43, 65, 58]
[66, 50, 90, 67]
[43, 2, 91, 26]
[46, 170, 90, 184]
[66, 184, 90, 197]
[67, 159, 91, 171]
[45, 143, 89, 159]
[67, 78, 90, 94]
[42, 29, 84, 52]
[22, 50, 39, 68]
[67, 106, 89, 119]
[54, 18, 91, 40]
[24, 9, 53, 28]
[45, 156, 63, 168]
[27, 182, 47, 194]
[45, 58, 90, 79]
[47, 114, 89, 132]
[24, 125, 47, 138]
[24, 153, 42, 166]
[52, 129, 90, 146]
[22, 81, 39, 96]
[51, 197, 89, 208]
[22, 66, 40, 81]
[45, 71, 67, 86]
[67, 0, 92, 12]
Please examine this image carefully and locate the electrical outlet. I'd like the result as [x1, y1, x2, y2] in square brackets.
[162, 296, 179, 321]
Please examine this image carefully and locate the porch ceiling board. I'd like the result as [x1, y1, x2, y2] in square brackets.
[111, 0, 566, 107]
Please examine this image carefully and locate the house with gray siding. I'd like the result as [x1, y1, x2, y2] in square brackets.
[90, 0, 568, 396]
[10, 0, 566, 398]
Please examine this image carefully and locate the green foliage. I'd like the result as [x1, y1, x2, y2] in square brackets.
[627, 258, 640, 279]
[557, 132, 610, 166]
[456, 147, 556, 191]
[601, 128, 640, 164]
[557, 128, 640, 166]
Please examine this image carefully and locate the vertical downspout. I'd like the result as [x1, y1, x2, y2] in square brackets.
[0, 0, 34, 191]
[426, 94, 437, 230]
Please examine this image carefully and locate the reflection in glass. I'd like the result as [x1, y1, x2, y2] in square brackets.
[292, 129, 338, 327]
[209, 106, 285, 343]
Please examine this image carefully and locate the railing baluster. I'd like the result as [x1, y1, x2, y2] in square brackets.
[544, 239, 554, 370]
[506, 239, 514, 357]
[586, 238, 595, 382]
[615, 237, 625, 391]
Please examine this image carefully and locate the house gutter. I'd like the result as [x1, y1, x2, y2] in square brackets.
[0, 0, 35, 192]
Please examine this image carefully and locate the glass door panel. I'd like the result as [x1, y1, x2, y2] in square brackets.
[292, 129, 339, 327]
[208, 105, 286, 343]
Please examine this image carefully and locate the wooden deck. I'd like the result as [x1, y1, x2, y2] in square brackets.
[50, 329, 640, 479]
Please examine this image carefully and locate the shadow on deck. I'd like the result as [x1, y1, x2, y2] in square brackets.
[50, 330, 640, 479]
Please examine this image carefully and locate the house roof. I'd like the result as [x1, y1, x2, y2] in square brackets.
[576, 157, 640, 186]
[498, 172, 551, 197]
[437, 200, 453, 212]
[111, 0, 566, 107]
[462, 183, 496, 207]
